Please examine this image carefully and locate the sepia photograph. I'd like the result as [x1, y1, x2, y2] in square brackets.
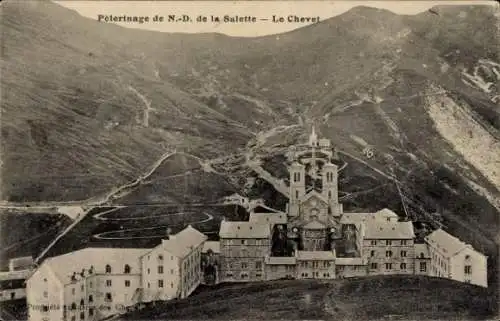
[1, 0, 499, 320]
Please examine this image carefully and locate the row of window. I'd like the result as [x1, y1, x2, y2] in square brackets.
[148, 254, 174, 261]
[147, 280, 174, 288]
[270, 265, 294, 272]
[63, 309, 95, 320]
[147, 266, 175, 275]
[225, 272, 262, 278]
[67, 294, 111, 311]
[370, 250, 407, 257]
[226, 261, 262, 270]
[300, 272, 332, 278]
[369, 240, 409, 246]
[69, 279, 131, 295]
[223, 239, 267, 246]
[370, 263, 409, 270]
[299, 261, 332, 268]
[337, 265, 364, 271]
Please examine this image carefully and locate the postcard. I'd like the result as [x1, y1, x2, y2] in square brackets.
[1, 1, 499, 320]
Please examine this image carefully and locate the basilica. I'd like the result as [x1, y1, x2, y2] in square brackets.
[25, 128, 488, 321]
[215, 127, 488, 286]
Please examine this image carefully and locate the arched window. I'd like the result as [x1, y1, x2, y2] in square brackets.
[328, 191, 332, 199]
[88, 295, 93, 303]
[420, 252, 424, 258]
[71, 303, 76, 310]
[105, 264, 112, 273]
[80, 299, 84, 306]
[124, 264, 131, 274]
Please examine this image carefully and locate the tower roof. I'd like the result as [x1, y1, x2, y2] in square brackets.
[309, 125, 318, 145]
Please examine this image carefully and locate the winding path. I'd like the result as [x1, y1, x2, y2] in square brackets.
[34, 150, 180, 263]
[93, 210, 190, 221]
[35, 207, 120, 263]
[92, 212, 214, 240]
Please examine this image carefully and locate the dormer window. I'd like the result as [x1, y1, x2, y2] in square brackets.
[158, 255, 163, 261]
[105, 264, 112, 273]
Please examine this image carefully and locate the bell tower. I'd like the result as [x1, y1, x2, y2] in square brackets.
[288, 161, 305, 217]
[322, 162, 338, 204]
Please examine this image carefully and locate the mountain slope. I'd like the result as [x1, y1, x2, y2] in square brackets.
[1, 1, 253, 202]
[119, 277, 494, 320]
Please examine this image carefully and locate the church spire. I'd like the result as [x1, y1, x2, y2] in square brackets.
[309, 125, 318, 147]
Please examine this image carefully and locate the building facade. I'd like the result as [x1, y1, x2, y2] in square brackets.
[141, 225, 207, 302]
[219, 221, 271, 282]
[27, 226, 207, 321]
[296, 251, 336, 279]
[414, 243, 431, 276]
[362, 220, 415, 276]
[27, 248, 147, 321]
[425, 229, 487, 287]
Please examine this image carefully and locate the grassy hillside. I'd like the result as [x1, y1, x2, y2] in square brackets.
[0, 210, 72, 270]
[1, 1, 252, 202]
[118, 276, 495, 320]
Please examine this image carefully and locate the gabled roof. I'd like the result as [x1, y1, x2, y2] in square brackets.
[251, 204, 280, 213]
[340, 208, 399, 225]
[265, 256, 297, 265]
[424, 229, 471, 258]
[299, 190, 329, 205]
[219, 221, 271, 239]
[34, 247, 151, 285]
[296, 251, 335, 261]
[335, 257, 366, 265]
[364, 221, 414, 239]
[375, 208, 399, 219]
[162, 225, 208, 258]
[302, 220, 327, 230]
[340, 213, 373, 224]
[249, 212, 287, 225]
